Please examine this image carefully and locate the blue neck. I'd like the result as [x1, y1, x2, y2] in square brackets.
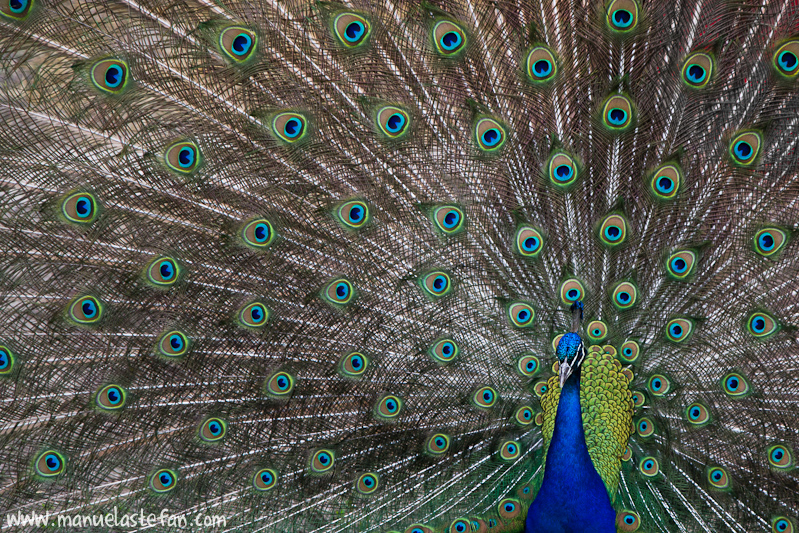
[525, 368, 616, 533]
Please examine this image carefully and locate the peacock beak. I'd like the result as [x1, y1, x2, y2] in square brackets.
[559, 361, 574, 388]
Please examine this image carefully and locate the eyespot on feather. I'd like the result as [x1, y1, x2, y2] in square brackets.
[336, 200, 370, 229]
[0, 345, 15, 375]
[611, 281, 638, 310]
[355, 472, 379, 494]
[272, 112, 308, 143]
[618, 340, 640, 363]
[150, 468, 177, 492]
[498, 499, 521, 520]
[515, 226, 544, 257]
[707, 466, 730, 489]
[429, 339, 459, 365]
[773, 40, 799, 79]
[473, 386, 498, 409]
[265, 371, 295, 399]
[432, 205, 464, 234]
[474, 117, 506, 152]
[601, 95, 634, 131]
[772, 517, 795, 533]
[199, 417, 227, 442]
[721, 372, 750, 397]
[376, 106, 410, 139]
[1, 0, 34, 20]
[375, 394, 403, 421]
[665, 318, 693, 343]
[91, 58, 130, 94]
[157, 330, 189, 358]
[685, 402, 711, 426]
[606, 0, 639, 32]
[647, 374, 670, 396]
[728, 130, 762, 166]
[527, 46, 558, 83]
[68, 295, 103, 325]
[219, 26, 257, 63]
[754, 227, 788, 257]
[239, 302, 269, 328]
[339, 351, 369, 377]
[310, 449, 335, 474]
[508, 302, 534, 328]
[433, 20, 467, 56]
[767, 444, 794, 469]
[146, 256, 180, 287]
[323, 278, 354, 306]
[164, 141, 201, 174]
[681, 51, 715, 88]
[514, 405, 535, 426]
[426, 433, 450, 455]
[96, 384, 126, 410]
[253, 468, 277, 491]
[516, 354, 540, 377]
[548, 152, 578, 187]
[333, 12, 371, 48]
[587, 320, 608, 342]
[241, 218, 275, 248]
[639, 456, 659, 477]
[599, 214, 628, 246]
[560, 279, 585, 305]
[666, 250, 697, 279]
[649, 163, 682, 200]
[35, 450, 66, 477]
[616, 510, 641, 531]
[420, 271, 452, 298]
[61, 192, 99, 224]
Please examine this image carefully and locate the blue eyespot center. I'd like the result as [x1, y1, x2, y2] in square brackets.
[10, 0, 28, 13]
[568, 289, 579, 299]
[170, 335, 184, 350]
[105, 65, 123, 88]
[319, 453, 330, 464]
[517, 310, 530, 322]
[524, 410, 531, 419]
[526, 361, 535, 370]
[640, 421, 648, 430]
[734, 140, 752, 159]
[254, 223, 269, 242]
[779, 50, 798, 71]
[691, 407, 700, 418]
[483, 391, 492, 402]
[386, 399, 397, 411]
[523, 236, 539, 251]
[436, 438, 444, 446]
[284, 118, 302, 138]
[592, 328, 601, 336]
[772, 448, 784, 461]
[482, 128, 501, 147]
[232, 33, 252, 55]
[554, 164, 573, 181]
[712, 470, 722, 480]
[727, 377, 739, 390]
[336, 282, 349, 299]
[618, 291, 630, 303]
[82, 301, 97, 318]
[433, 275, 447, 292]
[607, 108, 627, 125]
[670, 324, 682, 337]
[776, 519, 788, 531]
[209, 422, 221, 435]
[605, 225, 621, 239]
[160, 473, 172, 485]
[456, 523, 466, 532]
[752, 317, 765, 332]
[277, 376, 288, 390]
[534, 59, 552, 77]
[443, 210, 460, 228]
[624, 348, 632, 355]
[107, 388, 121, 403]
[45, 454, 60, 471]
[345, 21, 365, 42]
[625, 516, 635, 524]
[441, 31, 462, 50]
[644, 460, 653, 469]
[504, 503, 515, 512]
[351, 355, 362, 368]
[657, 176, 675, 193]
[613, 9, 632, 27]
[178, 147, 194, 168]
[76, 197, 91, 217]
[386, 113, 405, 133]
[759, 232, 775, 250]
[0, 351, 8, 369]
[159, 261, 174, 279]
[348, 206, 364, 223]
[686, 64, 706, 83]
[652, 379, 661, 389]
[672, 257, 687, 272]
[261, 472, 273, 484]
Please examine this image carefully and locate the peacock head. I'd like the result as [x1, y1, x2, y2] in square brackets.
[557, 302, 587, 387]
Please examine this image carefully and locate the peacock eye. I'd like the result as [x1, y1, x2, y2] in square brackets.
[515, 405, 535, 426]
[599, 214, 628, 246]
[587, 320, 608, 342]
[199, 418, 227, 442]
[665, 318, 693, 343]
[218, 26, 257, 63]
[611, 281, 638, 310]
[559, 279, 585, 305]
[310, 449, 335, 474]
[333, 12, 371, 48]
[618, 340, 640, 363]
[728, 130, 762, 166]
[272, 112, 308, 143]
[432, 205, 464, 234]
[754, 227, 788, 257]
[35, 450, 66, 477]
[622, 445, 633, 462]
[548, 152, 578, 187]
[685, 402, 711, 426]
[238, 302, 269, 328]
[773, 40, 799, 78]
[767, 444, 793, 469]
[508, 302, 535, 328]
[647, 374, 670, 396]
[533, 380, 549, 397]
[772, 517, 794, 533]
[164, 141, 201, 174]
[721, 372, 750, 397]
[150, 468, 177, 492]
[498, 498, 521, 519]
[639, 456, 659, 477]
[707, 466, 730, 489]
[253, 468, 277, 491]
[375, 394, 403, 421]
[474, 117, 506, 152]
[147, 256, 180, 287]
[606, 0, 639, 32]
[449, 518, 470, 533]
[376, 105, 409, 138]
[682, 52, 715, 88]
[527, 46, 558, 83]
[429, 339, 459, 365]
[616, 510, 640, 532]
[61, 192, 99, 224]
[426, 433, 450, 455]
[323, 278, 355, 306]
[602, 95, 634, 131]
[516, 226, 545, 257]
[499, 440, 521, 461]
[516, 354, 540, 377]
[420, 271, 452, 298]
[473, 386, 498, 409]
[91, 59, 130, 93]
[68, 295, 103, 325]
[96, 384, 126, 410]
[241, 218, 275, 248]
[746, 311, 778, 338]
[265, 371, 295, 398]
[0, 345, 15, 375]
[1, 0, 33, 20]
[631, 391, 645, 408]
[336, 200, 370, 229]
[339, 351, 369, 377]
[636, 417, 655, 437]
[355, 472, 379, 494]
[158, 330, 189, 358]
[666, 250, 697, 279]
[433, 20, 467, 56]
[649, 162, 683, 200]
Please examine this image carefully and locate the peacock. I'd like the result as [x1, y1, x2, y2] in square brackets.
[1, 0, 798, 531]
